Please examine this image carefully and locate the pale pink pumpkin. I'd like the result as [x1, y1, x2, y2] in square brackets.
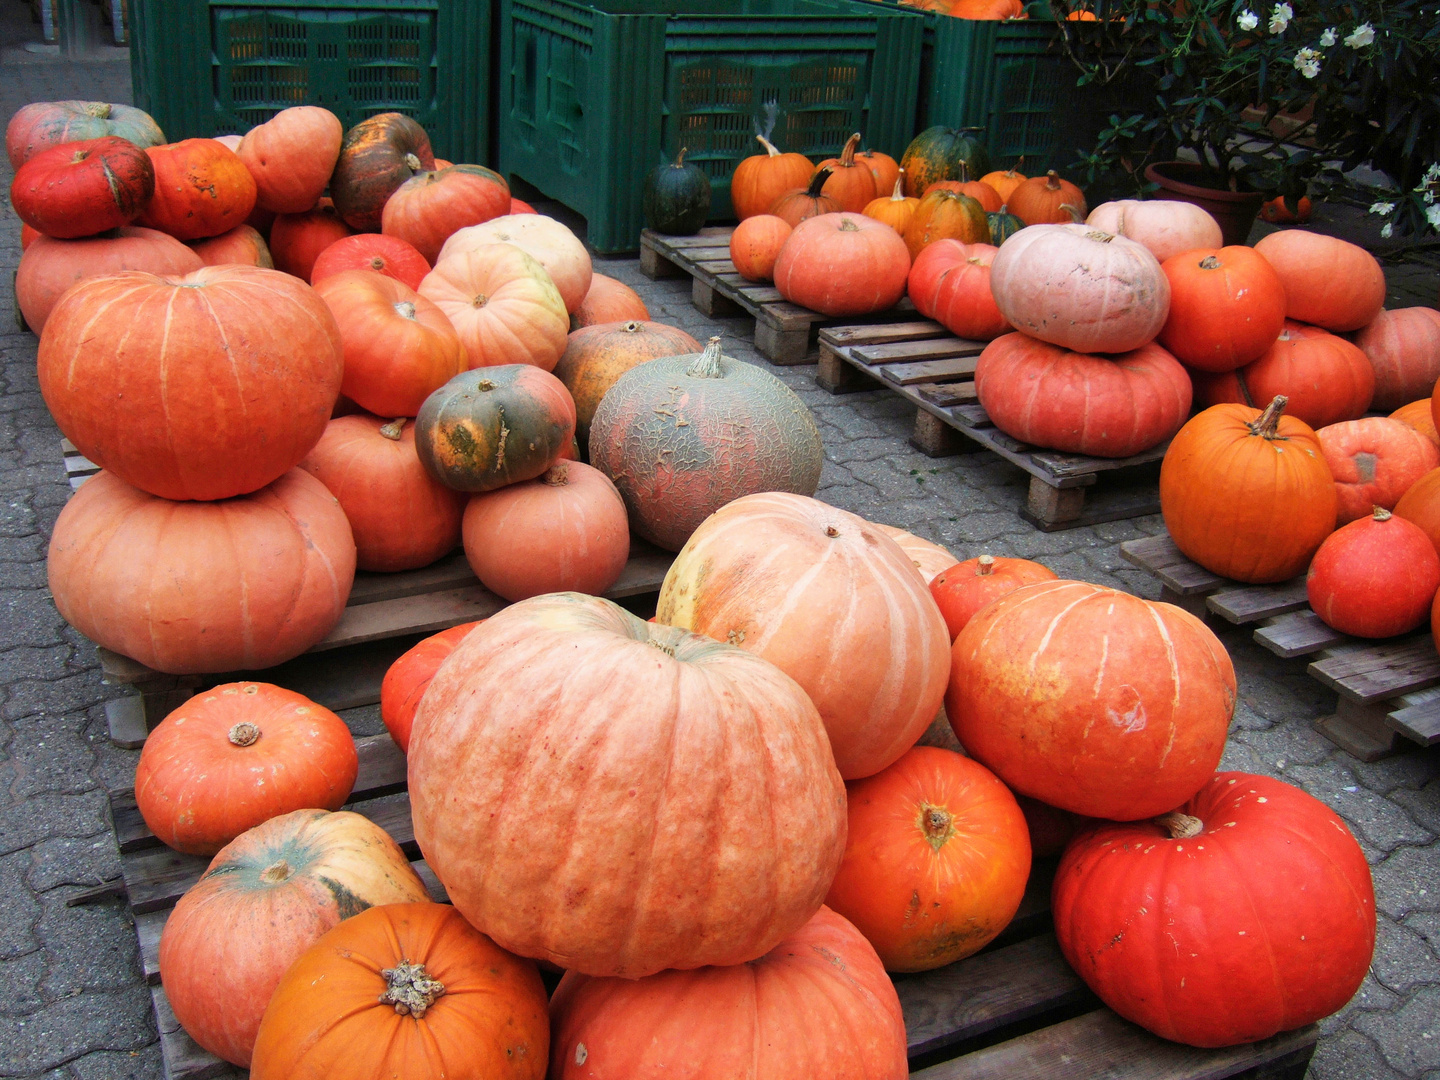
[1085, 200, 1223, 264]
[438, 214, 592, 313]
[1351, 308, 1440, 412]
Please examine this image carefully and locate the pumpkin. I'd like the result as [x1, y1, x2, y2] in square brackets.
[15, 226, 202, 332]
[862, 176, 919, 236]
[930, 554, 1058, 640]
[906, 239, 1010, 340]
[1316, 417, 1440, 525]
[1054, 772, 1375, 1047]
[1085, 199, 1222, 263]
[643, 146, 712, 235]
[20, 222, 39, 249]
[379, 622, 483, 752]
[1352, 307, 1440, 411]
[237, 106, 344, 214]
[900, 127, 992, 198]
[312, 270, 464, 417]
[269, 199, 354, 282]
[903, 188, 991, 260]
[299, 415, 466, 572]
[989, 223, 1169, 353]
[554, 319, 702, 444]
[247, 200, 277, 236]
[980, 163, 1027, 203]
[814, 132, 878, 214]
[1392, 399, 1440, 447]
[439, 214, 593, 314]
[1016, 795, 1084, 859]
[924, 176, 1003, 213]
[987, 205, 1024, 245]
[1199, 321, 1375, 429]
[329, 112, 435, 231]
[408, 593, 847, 977]
[948, 579, 1235, 820]
[6, 100, 163, 167]
[548, 906, 907, 1079]
[189, 224, 273, 268]
[382, 164, 512, 262]
[824, 747, 1030, 972]
[588, 339, 824, 551]
[571, 272, 649, 328]
[159, 810, 430, 1067]
[213, 134, 243, 152]
[1160, 396, 1336, 583]
[1260, 194, 1313, 223]
[858, 147, 901, 196]
[729, 213, 793, 282]
[39, 265, 343, 500]
[974, 334, 1190, 457]
[47, 469, 355, 674]
[1007, 170, 1087, 226]
[950, 0, 1024, 15]
[462, 460, 629, 601]
[1253, 230, 1386, 332]
[136, 684, 358, 855]
[10, 136, 155, 237]
[414, 364, 576, 492]
[774, 212, 910, 316]
[310, 232, 430, 291]
[873, 523, 956, 584]
[1395, 467, 1440, 558]
[1158, 246, 1287, 371]
[418, 244, 570, 371]
[658, 492, 950, 779]
[250, 902, 549, 1080]
[137, 139, 258, 240]
[1307, 506, 1440, 637]
[731, 133, 814, 221]
[510, 196, 536, 214]
[768, 167, 842, 228]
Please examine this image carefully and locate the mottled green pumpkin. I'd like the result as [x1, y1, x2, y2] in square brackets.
[987, 206, 1024, 246]
[6, 100, 164, 169]
[643, 146, 712, 235]
[588, 337, 824, 551]
[415, 365, 577, 492]
[900, 127, 992, 198]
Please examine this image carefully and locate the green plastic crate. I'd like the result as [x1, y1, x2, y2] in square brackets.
[497, 0, 924, 253]
[128, 0, 491, 165]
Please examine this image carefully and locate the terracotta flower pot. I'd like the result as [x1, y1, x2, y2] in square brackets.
[1144, 161, 1268, 247]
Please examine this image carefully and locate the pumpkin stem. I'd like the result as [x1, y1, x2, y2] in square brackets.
[958, 160, 969, 183]
[623, 320, 643, 332]
[806, 167, 833, 198]
[890, 175, 906, 201]
[976, 554, 995, 576]
[379, 960, 445, 1019]
[1198, 255, 1222, 270]
[71, 148, 90, 164]
[478, 379, 495, 392]
[839, 217, 859, 232]
[686, 337, 726, 379]
[825, 525, 840, 538]
[1045, 170, 1063, 191]
[404, 153, 422, 171]
[919, 803, 956, 851]
[1247, 395, 1289, 439]
[1084, 228, 1114, 243]
[1156, 811, 1204, 840]
[756, 134, 783, 158]
[228, 722, 260, 747]
[838, 132, 862, 167]
[1061, 203, 1085, 223]
[471, 293, 489, 309]
[674, 146, 688, 168]
[1010, 156, 1025, 176]
[85, 102, 112, 118]
[393, 300, 417, 321]
[543, 462, 570, 486]
[1373, 506, 1392, 522]
[258, 859, 292, 884]
[379, 418, 406, 441]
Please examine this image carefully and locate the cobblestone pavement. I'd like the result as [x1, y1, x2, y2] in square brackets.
[2, 18, 1438, 1080]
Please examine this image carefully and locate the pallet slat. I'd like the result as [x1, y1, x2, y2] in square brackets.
[1254, 611, 1351, 658]
[1308, 635, 1440, 703]
[1206, 579, 1309, 624]
[883, 356, 982, 386]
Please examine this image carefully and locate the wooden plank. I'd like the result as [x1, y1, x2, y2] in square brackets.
[346, 553, 477, 605]
[821, 321, 947, 347]
[882, 356, 980, 387]
[917, 382, 980, 408]
[311, 585, 507, 652]
[854, 338, 984, 365]
[1206, 579, 1309, 625]
[1028, 444, 1168, 481]
[1388, 695, 1440, 745]
[1120, 536, 1227, 596]
[1254, 611, 1351, 659]
[1316, 698, 1403, 762]
[1308, 635, 1440, 704]
[152, 986, 238, 1080]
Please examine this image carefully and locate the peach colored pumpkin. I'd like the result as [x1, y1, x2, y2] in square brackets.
[1351, 307, 1440, 412]
[730, 213, 793, 282]
[873, 523, 956, 584]
[1394, 467, 1440, 558]
[237, 106, 344, 214]
[188, 224, 273, 268]
[1316, 417, 1440, 525]
[1253, 231, 1386, 332]
[1085, 199, 1222, 264]
[381, 164, 512, 263]
[773, 212, 910, 317]
[571, 272, 649, 328]
[438, 214, 592, 314]
[1391, 399, 1440, 448]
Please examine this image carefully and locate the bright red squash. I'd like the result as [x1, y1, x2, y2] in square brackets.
[20, 222, 39, 249]
[1307, 507, 1440, 637]
[329, 112, 435, 231]
[236, 106, 344, 214]
[874, 524, 956, 584]
[774, 212, 909, 316]
[299, 415, 465, 572]
[1391, 399, 1440, 448]
[159, 810, 430, 1067]
[731, 134, 815, 221]
[47, 469, 355, 674]
[730, 213, 793, 282]
[10, 136, 155, 237]
[137, 139, 258, 240]
[38, 265, 343, 500]
[930, 554, 1057, 640]
[814, 132, 879, 214]
[548, 906, 907, 1079]
[1016, 794, 1084, 859]
[438, 213, 592, 314]
[1352, 307, 1440, 411]
[1085, 199, 1222, 263]
[136, 684, 358, 855]
[250, 902, 549, 1080]
[824, 747, 1031, 972]
[382, 164, 512, 262]
[1054, 772, 1375, 1047]
[269, 199, 354, 282]
[1254, 230, 1385, 332]
[1158, 246, 1287, 372]
[658, 492, 950, 779]
[510, 196, 535, 214]
[407, 593, 847, 978]
[6, 100, 163, 167]
[948, 580, 1236, 820]
[571, 272, 649, 327]
[379, 621, 483, 752]
[1317, 417, 1440, 524]
[907, 239, 1010, 340]
[553, 319, 702, 444]
[310, 232, 430, 291]
[189, 224, 273, 268]
[1006, 170, 1088, 226]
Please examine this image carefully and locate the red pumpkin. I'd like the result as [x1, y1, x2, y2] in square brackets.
[814, 132, 878, 214]
[1260, 194, 1313, 223]
[439, 214, 592, 315]
[1391, 399, 1440, 448]
[1006, 170, 1088, 226]
[137, 139, 258, 240]
[158, 810, 430, 1067]
[379, 621, 484, 753]
[189, 224, 273, 268]
[269, 199, 354, 282]
[548, 906, 907, 1079]
[1253, 230, 1386, 332]
[310, 232, 430, 291]
[20, 223, 39, 249]
[299, 415, 466, 572]
[553, 319, 702, 444]
[1054, 772, 1375, 1047]
[38, 265, 343, 500]
[47, 469, 355, 674]
[136, 683, 358, 855]
[1352, 307, 1440, 411]
[773, 212, 909, 316]
[732, 134, 815, 221]
[975, 334, 1191, 457]
[6, 100, 164, 168]
[382, 164, 512, 263]
[1016, 794, 1084, 859]
[729, 213, 792, 282]
[906, 239, 1010, 340]
[236, 106, 344, 214]
[1307, 506, 1440, 636]
[9, 136, 155, 238]
[930, 554, 1057, 640]
[1317, 417, 1440, 524]
[948, 580, 1236, 820]
[329, 112, 435, 231]
[1158, 246, 1287, 372]
[511, 196, 536, 214]
[1085, 199, 1222, 263]
[1394, 467, 1440, 557]
[570, 272, 649, 328]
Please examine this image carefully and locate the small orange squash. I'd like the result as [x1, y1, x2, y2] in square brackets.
[731, 134, 814, 221]
[1007, 170, 1088, 226]
[814, 132, 878, 213]
[768, 168, 841, 227]
[729, 213, 793, 281]
[862, 175, 920, 234]
[903, 188, 990, 260]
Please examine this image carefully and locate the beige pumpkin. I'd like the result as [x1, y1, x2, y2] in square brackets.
[1351, 308, 1440, 412]
[1084, 199, 1223, 264]
[438, 213, 592, 313]
[874, 523, 957, 584]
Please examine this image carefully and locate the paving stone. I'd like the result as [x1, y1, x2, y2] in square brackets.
[3, 714, 99, 800]
[1307, 1028, 1410, 1080]
[35, 894, 145, 1000]
[68, 1047, 165, 1080]
[1281, 760, 1436, 852]
[1352, 985, 1440, 1075]
[0, 790, 108, 859]
[2, 672, 114, 724]
[0, 985, 155, 1075]
[1373, 845, 1440, 920]
[0, 849, 41, 961]
[26, 835, 121, 894]
[1372, 914, 1440, 996]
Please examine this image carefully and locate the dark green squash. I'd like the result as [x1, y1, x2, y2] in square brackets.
[643, 147, 711, 235]
[900, 127, 992, 198]
[987, 206, 1024, 246]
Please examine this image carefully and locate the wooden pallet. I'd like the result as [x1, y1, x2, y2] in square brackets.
[110, 727, 1317, 1080]
[1122, 532, 1440, 761]
[817, 322, 1169, 531]
[638, 227, 916, 365]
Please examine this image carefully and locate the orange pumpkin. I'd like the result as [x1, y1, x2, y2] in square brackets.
[138, 139, 258, 240]
[379, 622, 484, 753]
[729, 213, 793, 281]
[1391, 399, 1440, 447]
[1352, 307, 1440, 411]
[1253, 230, 1385, 332]
[237, 106, 344, 214]
[731, 134, 814, 221]
[950, 0, 1024, 16]
[1394, 466, 1440, 558]
[1307, 507, 1440, 638]
[269, 198, 354, 282]
[858, 148, 901, 196]
[814, 132, 878, 214]
[924, 176, 1003, 213]
[309, 232, 430, 290]
[903, 188, 990, 260]
[873, 524, 957, 584]
[981, 163, 1027, 203]
[774, 212, 910, 317]
[553, 319, 702, 444]
[1260, 194, 1313, 223]
[1158, 246, 1286, 372]
[189, 224, 273, 268]
[862, 176, 920, 234]
[1006, 170, 1088, 225]
[438, 213, 592, 314]
[768, 168, 841, 227]
[381, 164, 512, 263]
[906, 239, 1010, 340]
[930, 554, 1058, 640]
[250, 902, 549, 1080]
[1316, 417, 1440, 524]
[329, 112, 435, 232]
[571, 272, 649, 327]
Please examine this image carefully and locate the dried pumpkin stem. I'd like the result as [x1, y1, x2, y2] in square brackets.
[259, 859, 292, 884]
[228, 722, 260, 747]
[1156, 812, 1204, 839]
[393, 300, 417, 321]
[890, 175, 906, 200]
[806, 167, 832, 198]
[379, 418, 406, 441]
[675, 146, 688, 168]
[542, 462, 570, 486]
[1247, 395, 1289, 439]
[404, 153, 422, 171]
[839, 132, 862, 167]
[686, 337, 725, 379]
[1198, 255, 1222, 270]
[919, 803, 955, 851]
[1372, 506, 1392, 522]
[756, 134, 782, 158]
[976, 554, 995, 576]
[379, 961, 445, 1018]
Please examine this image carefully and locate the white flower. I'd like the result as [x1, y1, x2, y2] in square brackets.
[1268, 2, 1292, 32]
[1369, 201, 1395, 215]
[1381, 222, 1394, 238]
[1345, 23, 1375, 47]
[1293, 47, 1321, 78]
[1238, 9, 1259, 30]
[1320, 27, 1337, 46]
[1428, 204, 1440, 229]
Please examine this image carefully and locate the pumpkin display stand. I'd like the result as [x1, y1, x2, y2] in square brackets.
[639, 226, 915, 365]
[816, 323, 1172, 530]
[1121, 532, 1440, 761]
